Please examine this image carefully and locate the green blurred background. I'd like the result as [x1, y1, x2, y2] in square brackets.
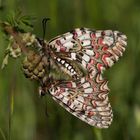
[0, 0, 140, 140]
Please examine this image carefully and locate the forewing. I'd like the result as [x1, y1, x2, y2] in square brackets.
[49, 28, 127, 73]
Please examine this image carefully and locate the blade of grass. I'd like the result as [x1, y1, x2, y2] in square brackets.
[8, 89, 14, 140]
[0, 128, 6, 140]
[8, 68, 16, 140]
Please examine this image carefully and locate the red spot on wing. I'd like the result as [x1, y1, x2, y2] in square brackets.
[66, 82, 72, 88]
[102, 54, 111, 66]
[95, 52, 100, 59]
[98, 38, 104, 46]
[90, 32, 96, 39]
[102, 45, 108, 51]
[60, 47, 66, 52]
[97, 63, 104, 73]
[88, 111, 95, 117]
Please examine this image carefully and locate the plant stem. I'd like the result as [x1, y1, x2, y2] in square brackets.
[8, 89, 14, 140]
[0, 128, 6, 140]
[93, 128, 103, 140]
[8, 70, 16, 140]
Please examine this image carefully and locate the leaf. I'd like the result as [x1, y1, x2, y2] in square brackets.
[5, 11, 36, 32]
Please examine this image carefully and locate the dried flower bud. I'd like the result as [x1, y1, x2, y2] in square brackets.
[22, 33, 36, 46]
[22, 50, 46, 80]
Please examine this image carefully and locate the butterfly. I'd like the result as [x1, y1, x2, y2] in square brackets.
[21, 27, 127, 128]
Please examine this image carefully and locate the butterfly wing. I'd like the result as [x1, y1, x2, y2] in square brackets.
[49, 74, 112, 128]
[47, 28, 127, 128]
[49, 28, 127, 72]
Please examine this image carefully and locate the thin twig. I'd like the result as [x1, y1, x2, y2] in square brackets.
[8, 67, 16, 140]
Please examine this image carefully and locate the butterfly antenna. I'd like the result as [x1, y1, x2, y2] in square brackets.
[42, 18, 51, 98]
[42, 18, 50, 40]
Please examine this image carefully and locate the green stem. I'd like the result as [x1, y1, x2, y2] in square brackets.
[93, 128, 103, 140]
[8, 87, 15, 140]
[0, 128, 6, 140]
[8, 72, 16, 140]
[8, 92, 11, 140]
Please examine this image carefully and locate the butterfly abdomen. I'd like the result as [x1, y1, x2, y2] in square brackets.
[53, 56, 85, 79]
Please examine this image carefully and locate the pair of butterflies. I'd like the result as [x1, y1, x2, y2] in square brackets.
[4, 21, 127, 128]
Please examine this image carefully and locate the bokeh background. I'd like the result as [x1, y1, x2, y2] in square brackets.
[0, 0, 140, 140]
